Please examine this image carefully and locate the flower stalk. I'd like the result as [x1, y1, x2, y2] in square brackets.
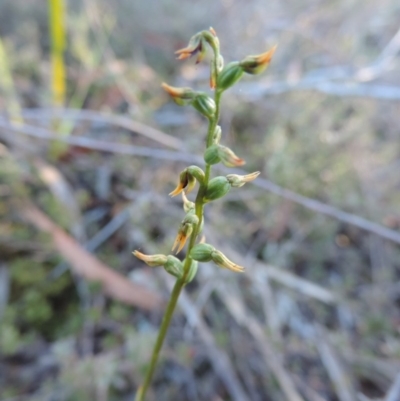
[134, 28, 276, 401]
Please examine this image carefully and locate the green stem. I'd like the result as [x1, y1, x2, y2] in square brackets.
[136, 52, 223, 401]
[135, 277, 184, 400]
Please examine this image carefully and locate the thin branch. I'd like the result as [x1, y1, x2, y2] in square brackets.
[314, 325, 357, 401]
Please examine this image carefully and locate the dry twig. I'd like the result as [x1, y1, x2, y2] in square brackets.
[20, 203, 163, 310]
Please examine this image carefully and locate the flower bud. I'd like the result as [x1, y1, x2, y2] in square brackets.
[132, 251, 168, 267]
[192, 93, 216, 119]
[175, 32, 205, 64]
[217, 145, 245, 167]
[185, 260, 198, 283]
[169, 166, 205, 197]
[211, 249, 245, 273]
[190, 243, 215, 262]
[204, 144, 221, 165]
[175, 28, 220, 65]
[226, 171, 260, 187]
[239, 45, 277, 75]
[163, 255, 184, 278]
[216, 62, 244, 91]
[204, 176, 231, 202]
[161, 83, 195, 106]
[172, 213, 199, 254]
[187, 166, 205, 184]
[202, 27, 220, 54]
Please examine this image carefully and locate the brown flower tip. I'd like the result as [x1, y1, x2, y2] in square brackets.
[209, 27, 217, 36]
[217, 145, 246, 167]
[169, 173, 195, 197]
[171, 232, 188, 254]
[172, 214, 199, 254]
[175, 33, 206, 64]
[171, 224, 193, 254]
[240, 45, 277, 75]
[161, 83, 194, 106]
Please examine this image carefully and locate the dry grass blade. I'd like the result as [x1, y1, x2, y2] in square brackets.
[209, 236, 337, 304]
[3, 117, 400, 248]
[216, 284, 305, 401]
[256, 263, 337, 304]
[164, 275, 251, 401]
[20, 108, 184, 149]
[314, 325, 357, 401]
[34, 158, 85, 240]
[0, 264, 10, 320]
[20, 203, 163, 311]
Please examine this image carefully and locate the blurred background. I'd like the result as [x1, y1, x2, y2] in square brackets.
[1, 0, 400, 400]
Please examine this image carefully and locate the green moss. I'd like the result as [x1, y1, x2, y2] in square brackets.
[10, 258, 48, 286]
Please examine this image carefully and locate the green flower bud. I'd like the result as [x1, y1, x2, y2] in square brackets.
[192, 93, 216, 119]
[172, 213, 199, 254]
[211, 250, 245, 273]
[132, 251, 168, 267]
[161, 83, 195, 106]
[239, 45, 277, 75]
[186, 166, 205, 185]
[217, 145, 245, 167]
[204, 176, 231, 202]
[226, 171, 260, 187]
[164, 255, 184, 278]
[190, 243, 215, 262]
[216, 62, 244, 91]
[170, 166, 205, 197]
[185, 260, 198, 283]
[204, 144, 221, 165]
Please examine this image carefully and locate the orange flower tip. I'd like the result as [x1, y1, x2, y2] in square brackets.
[172, 234, 186, 254]
[209, 27, 217, 36]
[161, 82, 181, 96]
[176, 52, 190, 60]
[210, 76, 216, 89]
[260, 45, 277, 63]
[176, 240, 186, 254]
[161, 82, 173, 93]
[171, 235, 180, 252]
[169, 188, 183, 197]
